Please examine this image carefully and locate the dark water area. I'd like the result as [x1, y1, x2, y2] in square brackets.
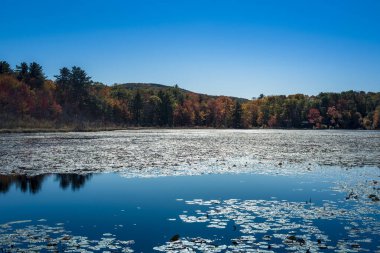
[0, 172, 379, 252]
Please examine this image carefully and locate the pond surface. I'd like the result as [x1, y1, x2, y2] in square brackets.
[0, 169, 379, 252]
[0, 130, 379, 252]
[1, 129, 379, 176]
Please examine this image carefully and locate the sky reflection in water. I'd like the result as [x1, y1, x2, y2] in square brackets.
[0, 172, 379, 252]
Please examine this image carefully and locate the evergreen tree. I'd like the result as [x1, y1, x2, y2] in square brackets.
[55, 67, 72, 105]
[28, 62, 45, 89]
[158, 90, 174, 126]
[54, 66, 92, 116]
[0, 61, 12, 74]
[232, 101, 243, 128]
[15, 62, 29, 82]
[55, 67, 71, 88]
[131, 90, 143, 125]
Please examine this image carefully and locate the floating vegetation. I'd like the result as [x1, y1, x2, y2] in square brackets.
[369, 194, 380, 202]
[328, 166, 380, 205]
[0, 220, 134, 252]
[154, 237, 228, 252]
[170, 234, 180, 242]
[1, 130, 379, 176]
[162, 198, 380, 252]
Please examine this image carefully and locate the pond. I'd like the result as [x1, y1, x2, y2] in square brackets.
[0, 168, 379, 252]
[0, 130, 379, 252]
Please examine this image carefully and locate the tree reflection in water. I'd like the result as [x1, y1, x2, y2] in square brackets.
[56, 174, 92, 191]
[0, 174, 92, 194]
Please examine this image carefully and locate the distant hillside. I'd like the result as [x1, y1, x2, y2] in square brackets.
[117, 83, 191, 93]
[116, 83, 248, 103]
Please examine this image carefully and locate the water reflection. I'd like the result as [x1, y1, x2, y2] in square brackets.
[56, 174, 92, 191]
[0, 174, 92, 194]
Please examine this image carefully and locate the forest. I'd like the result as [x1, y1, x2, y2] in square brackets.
[0, 60, 379, 130]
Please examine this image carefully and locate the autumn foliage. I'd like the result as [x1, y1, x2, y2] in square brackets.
[0, 60, 379, 130]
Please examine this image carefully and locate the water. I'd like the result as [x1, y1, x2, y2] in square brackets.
[1, 130, 379, 176]
[0, 130, 379, 252]
[1, 171, 379, 252]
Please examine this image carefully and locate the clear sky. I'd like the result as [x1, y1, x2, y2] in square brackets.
[1, 0, 379, 98]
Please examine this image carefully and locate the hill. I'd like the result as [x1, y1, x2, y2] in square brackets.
[116, 82, 248, 103]
[116, 83, 191, 93]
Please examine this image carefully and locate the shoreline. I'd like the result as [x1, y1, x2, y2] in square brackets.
[0, 127, 376, 134]
[0, 127, 141, 134]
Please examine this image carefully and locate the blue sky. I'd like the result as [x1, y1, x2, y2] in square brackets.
[1, 0, 379, 98]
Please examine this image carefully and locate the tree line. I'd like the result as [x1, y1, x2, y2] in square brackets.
[0, 60, 379, 130]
